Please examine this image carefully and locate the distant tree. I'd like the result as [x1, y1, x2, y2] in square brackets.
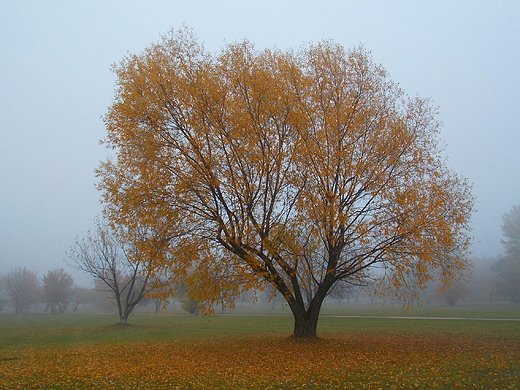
[68, 217, 174, 324]
[70, 286, 92, 312]
[361, 283, 382, 305]
[1, 267, 40, 313]
[97, 27, 475, 337]
[152, 297, 168, 313]
[466, 257, 497, 303]
[492, 205, 520, 303]
[41, 268, 74, 314]
[328, 281, 359, 304]
[89, 281, 117, 311]
[181, 298, 199, 315]
[0, 283, 6, 312]
[174, 280, 199, 315]
[434, 281, 470, 306]
[139, 295, 169, 313]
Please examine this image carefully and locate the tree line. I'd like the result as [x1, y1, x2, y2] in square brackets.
[0, 265, 197, 316]
[0, 267, 74, 314]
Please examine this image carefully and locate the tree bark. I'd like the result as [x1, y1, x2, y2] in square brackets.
[292, 312, 319, 339]
[120, 312, 129, 324]
[288, 275, 334, 339]
[289, 292, 326, 339]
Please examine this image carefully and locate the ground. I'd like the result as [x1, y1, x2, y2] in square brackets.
[0, 303, 518, 389]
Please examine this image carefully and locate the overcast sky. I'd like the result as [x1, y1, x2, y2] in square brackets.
[1, 1, 519, 285]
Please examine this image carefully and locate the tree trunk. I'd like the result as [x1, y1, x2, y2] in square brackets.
[288, 277, 333, 339]
[292, 312, 319, 338]
[290, 292, 326, 339]
[120, 313, 129, 324]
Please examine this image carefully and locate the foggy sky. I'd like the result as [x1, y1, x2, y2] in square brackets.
[1, 1, 519, 285]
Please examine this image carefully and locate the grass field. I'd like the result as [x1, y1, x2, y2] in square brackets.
[0, 304, 518, 389]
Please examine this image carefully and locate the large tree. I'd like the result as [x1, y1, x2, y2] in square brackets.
[98, 28, 474, 338]
[1, 267, 40, 313]
[492, 205, 520, 303]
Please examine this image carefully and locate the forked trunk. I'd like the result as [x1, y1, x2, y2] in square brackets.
[292, 312, 320, 339]
[117, 299, 130, 324]
[290, 293, 325, 339]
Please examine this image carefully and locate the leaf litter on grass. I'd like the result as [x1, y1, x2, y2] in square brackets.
[0, 334, 518, 389]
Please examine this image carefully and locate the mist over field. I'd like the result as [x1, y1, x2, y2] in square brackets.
[1, 2, 519, 299]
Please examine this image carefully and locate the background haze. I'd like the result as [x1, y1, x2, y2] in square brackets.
[1, 1, 519, 285]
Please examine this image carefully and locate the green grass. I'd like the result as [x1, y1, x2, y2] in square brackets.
[0, 305, 518, 389]
[320, 301, 520, 318]
[0, 303, 518, 347]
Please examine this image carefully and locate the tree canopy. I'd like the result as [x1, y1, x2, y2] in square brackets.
[98, 27, 474, 338]
[42, 268, 73, 314]
[1, 267, 40, 314]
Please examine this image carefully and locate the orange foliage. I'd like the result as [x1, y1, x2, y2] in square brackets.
[97, 27, 474, 337]
[1, 335, 517, 389]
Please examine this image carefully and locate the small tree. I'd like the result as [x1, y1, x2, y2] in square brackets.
[492, 205, 520, 303]
[0, 283, 7, 312]
[68, 217, 174, 324]
[466, 257, 497, 303]
[70, 286, 92, 312]
[1, 267, 40, 313]
[328, 281, 360, 304]
[434, 281, 469, 306]
[139, 295, 170, 313]
[174, 280, 199, 315]
[42, 268, 73, 314]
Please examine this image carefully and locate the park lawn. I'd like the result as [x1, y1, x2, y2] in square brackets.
[0, 312, 518, 389]
[318, 301, 520, 319]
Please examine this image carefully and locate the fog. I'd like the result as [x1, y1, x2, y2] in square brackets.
[1, 1, 519, 284]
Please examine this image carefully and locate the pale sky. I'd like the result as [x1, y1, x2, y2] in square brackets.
[1, 1, 519, 284]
